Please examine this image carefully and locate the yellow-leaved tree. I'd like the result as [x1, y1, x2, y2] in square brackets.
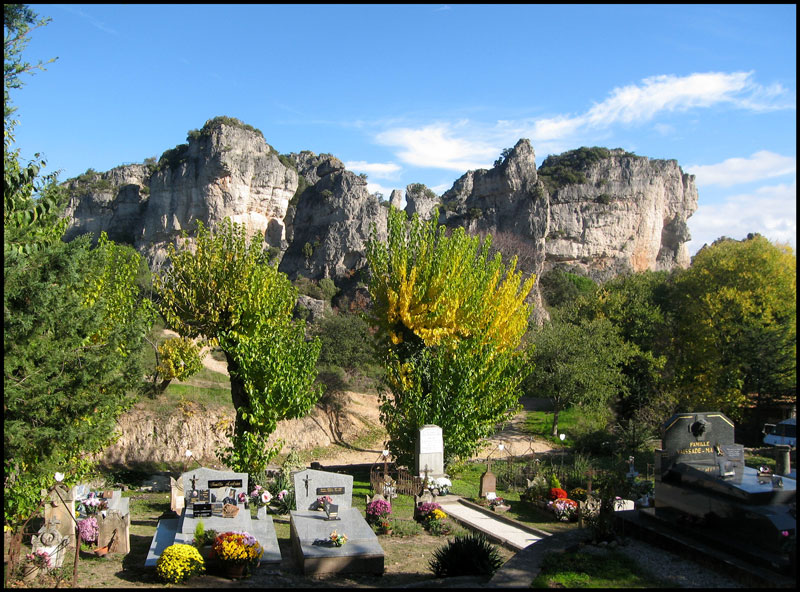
[366, 207, 536, 465]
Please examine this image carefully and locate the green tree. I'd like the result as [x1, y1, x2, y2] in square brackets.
[366, 207, 535, 465]
[523, 309, 633, 437]
[670, 235, 796, 420]
[154, 219, 321, 474]
[5, 234, 151, 527]
[151, 336, 204, 394]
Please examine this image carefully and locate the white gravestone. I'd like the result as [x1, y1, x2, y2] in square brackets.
[415, 425, 444, 478]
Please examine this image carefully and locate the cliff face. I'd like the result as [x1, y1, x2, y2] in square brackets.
[62, 119, 697, 295]
[539, 148, 697, 280]
[277, 151, 388, 280]
[63, 119, 297, 268]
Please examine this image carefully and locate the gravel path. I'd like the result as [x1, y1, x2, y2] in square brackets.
[588, 538, 745, 588]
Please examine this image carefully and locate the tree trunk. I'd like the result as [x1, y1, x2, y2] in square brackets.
[551, 404, 560, 437]
[224, 350, 251, 437]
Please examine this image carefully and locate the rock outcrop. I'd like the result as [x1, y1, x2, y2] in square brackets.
[62, 118, 697, 303]
[539, 147, 697, 280]
[277, 151, 388, 280]
[63, 117, 297, 268]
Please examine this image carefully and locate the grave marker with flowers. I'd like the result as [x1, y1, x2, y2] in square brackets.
[145, 467, 281, 569]
[289, 468, 384, 576]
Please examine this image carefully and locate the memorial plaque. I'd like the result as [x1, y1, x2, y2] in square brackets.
[208, 479, 243, 489]
[294, 469, 353, 511]
[187, 489, 210, 503]
[193, 503, 212, 517]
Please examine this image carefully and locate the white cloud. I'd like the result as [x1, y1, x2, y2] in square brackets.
[375, 71, 793, 172]
[687, 181, 796, 255]
[344, 160, 401, 179]
[375, 124, 498, 171]
[687, 151, 796, 187]
[366, 181, 401, 200]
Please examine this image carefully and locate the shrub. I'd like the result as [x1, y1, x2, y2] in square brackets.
[365, 498, 392, 524]
[318, 277, 339, 301]
[548, 474, 562, 490]
[156, 543, 205, 584]
[77, 517, 98, 545]
[429, 532, 504, 577]
[312, 312, 380, 373]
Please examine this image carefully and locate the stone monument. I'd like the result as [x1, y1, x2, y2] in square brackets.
[415, 425, 444, 478]
[290, 468, 384, 576]
[31, 520, 68, 570]
[146, 467, 281, 567]
[653, 411, 796, 573]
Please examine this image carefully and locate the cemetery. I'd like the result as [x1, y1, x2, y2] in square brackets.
[5, 413, 795, 588]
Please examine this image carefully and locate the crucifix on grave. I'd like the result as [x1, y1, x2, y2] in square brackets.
[302, 473, 312, 498]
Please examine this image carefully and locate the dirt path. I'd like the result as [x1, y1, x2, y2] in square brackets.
[185, 334, 554, 465]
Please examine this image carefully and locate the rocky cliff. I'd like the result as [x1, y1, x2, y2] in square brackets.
[62, 117, 698, 295]
[538, 147, 697, 280]
[63, 117, 297, 269]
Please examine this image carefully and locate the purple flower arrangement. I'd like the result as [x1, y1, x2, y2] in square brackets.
[365, 498, 392, 524]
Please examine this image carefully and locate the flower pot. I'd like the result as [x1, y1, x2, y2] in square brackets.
[22, 563, 41, 583]
[94, 546, 109, 557]
[222, 562, 248, 579]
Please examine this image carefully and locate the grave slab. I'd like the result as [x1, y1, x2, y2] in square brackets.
[293, 469, 353, 512]
[289, 508, 384, 576]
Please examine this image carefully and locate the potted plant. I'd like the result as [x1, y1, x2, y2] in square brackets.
[156, 543, 205, 584]
[211, 531, 263, 579]
[22, 549, 52, 582]
[365, 498, 392, 526]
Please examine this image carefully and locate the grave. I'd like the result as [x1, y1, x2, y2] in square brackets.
[31, 520, 69, 570]
[42, 485, 77, 548]
[145, 467, 281, 568]
[290, 468, 384, 576]
[651, 411, 796, 573]
[415, 425, 444, 478]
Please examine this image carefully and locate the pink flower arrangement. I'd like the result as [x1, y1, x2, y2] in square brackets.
[249, 485, 272, 507]
[77, 516, 98, 544]
[365, 499, 392, 524]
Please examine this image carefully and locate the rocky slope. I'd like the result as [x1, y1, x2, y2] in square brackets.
[62, 117, 698, 292]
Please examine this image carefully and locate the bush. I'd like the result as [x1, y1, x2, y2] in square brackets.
[156, 543, 205, 584]
[429, 532, 504, 577]
[312, 311, 380, 373]
[365, 498, 392, 524]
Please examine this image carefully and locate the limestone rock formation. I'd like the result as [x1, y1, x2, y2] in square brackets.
[539, 147, 697, 280]
[61, 118, 697, 308]
[63, 117, 297, 268]
[277, 151, 388, 280]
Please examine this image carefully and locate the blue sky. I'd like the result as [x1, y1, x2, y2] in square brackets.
[9, 4, 796, 255]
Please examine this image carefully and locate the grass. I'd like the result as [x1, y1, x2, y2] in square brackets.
[524, 406, 583, 446]
[531, 549, 671, 588]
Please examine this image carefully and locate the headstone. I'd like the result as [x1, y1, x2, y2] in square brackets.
[42, 485, 76, 548]
[293, 469, 353, 512]
[97, 510, 130, 554]
[479, 470, 497, 499]
[415, 425, 444, 477]
[653, 411, 796, 565]
[31, 520, 68, 569]
[169, 476, 185, 514]
[289, 468, 383, 576]
[182, 467, 248, 516]
[147, 467, 281, 568]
